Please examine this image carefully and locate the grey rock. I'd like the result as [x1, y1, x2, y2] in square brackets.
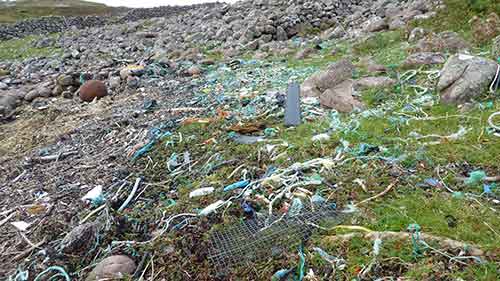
[0, 82, 7, 90]
[24, 89, 40, 102]
[109, 76, 121, 89]
[86, 255, 136, 281]
[57, 74, 75, 87]
[0, 94, 20, 118]
[319, 80, 363, 112]
[364, 17, 388, 32]
[60, 223, 96, 254]
[276, 26, 288, 41]
[438, 54, 498, 104]
[403, 52, 446, 67]
[354, 76, 396, 90]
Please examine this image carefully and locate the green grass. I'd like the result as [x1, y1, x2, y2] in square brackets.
[0, 35, 61, 60]
[0, 0, 116, 23]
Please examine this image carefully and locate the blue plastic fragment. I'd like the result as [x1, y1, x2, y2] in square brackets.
[483, 184, 495, 194]
[242, 202, 255, 216]
[288, 198, 303, 217]
[223, 180, 250, 192]
[272, 268, 292, 281]
[311, 194, 326, 204]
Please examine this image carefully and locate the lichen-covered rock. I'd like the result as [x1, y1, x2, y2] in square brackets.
[403, 52, 446, 67]
[438, 54, 498, 104]
[86, 255, 136, 281]
[354, 76, 396, 90]
[0, 94, 20, 118]
[60, 223, 96, 254]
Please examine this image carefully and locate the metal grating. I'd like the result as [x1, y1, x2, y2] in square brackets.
[208, 203, 340, 268]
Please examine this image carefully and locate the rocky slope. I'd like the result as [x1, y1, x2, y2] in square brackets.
[0, 0, 499, 280]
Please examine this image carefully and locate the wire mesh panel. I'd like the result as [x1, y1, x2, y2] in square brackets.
[208, 203, 340, 268]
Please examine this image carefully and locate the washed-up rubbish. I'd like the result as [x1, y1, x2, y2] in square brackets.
[311, 194, 326, 204]
[313, 247, 346, 269]
[285, 83, 301, 127]
[311, 133, 330, 142]
[483, 183, 496, 194]
[264, 127, 278, 137]
[164, 199, 176, 208]
[242, 202, 255, 217]
[452, 191, 465, 199]
[189, 187, 215, 198]
[82, 185, 105, 206]
[10, 221, 30, 232]
[288, 198, 303, 217]
[230, 132, 265, 144]
[131, 131, 172, 160]
[417, 178, 442, 189]
[224, 180, 250, 192]
[297, 245, 305, 281]
[229, 122, 265, 134]
[33, 266, 70, 281]
[272, 268, 293, 281]
[167, 153, 180, 170]
[199, 200, 226, 216]
[465, 170, 486, 186]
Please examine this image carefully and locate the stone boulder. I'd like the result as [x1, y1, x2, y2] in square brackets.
[364, 17, 388, 32]
[79, 80, 108, 102]
[86, 255, 136, 281]
[438, 54, 498, 104]
[301, 59, 362, 112]
[412, 31, 470, 53]
[60, 223, 96, 254]
[354, 76, 396, 90]
[403, 52, 446, 67]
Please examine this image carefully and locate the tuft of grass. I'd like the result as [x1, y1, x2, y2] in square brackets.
[0, 35, 61, 60]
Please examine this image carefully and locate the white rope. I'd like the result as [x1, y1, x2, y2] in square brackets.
[488, 112, 500, 136]
[490, 64, 500, 94]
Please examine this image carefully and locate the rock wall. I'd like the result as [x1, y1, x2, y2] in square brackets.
[0, 3, 222, 41]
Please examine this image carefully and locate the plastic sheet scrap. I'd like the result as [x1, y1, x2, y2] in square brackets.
[465, 170, 486, 186]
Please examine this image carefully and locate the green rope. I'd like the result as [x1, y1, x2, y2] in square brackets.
[407, 223, 423, 257]
[296, 244, 305, 281]
[34, 266, 70, 281]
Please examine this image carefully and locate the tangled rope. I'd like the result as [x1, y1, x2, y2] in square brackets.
[488, 111, 500, 137]
[490, 64, 500, 94]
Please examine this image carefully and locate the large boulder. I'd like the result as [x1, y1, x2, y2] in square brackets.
[319, 80, 363, 112]
[438, 54, 498, 104]
[412, 31, 470, 53]
[79, 80, 108, 102]
[86, 255, 136, 281]
[403, 52, 446, 67]
[354, 76, 396, 90]
[301, 59, 362, 112]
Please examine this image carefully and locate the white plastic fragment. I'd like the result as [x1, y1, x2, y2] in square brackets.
[11, 221, 30, 232]
[82, 186, 103, 203]
[199, 200, 226, 216]
[189, 187, 215, 198]
[311, 133, 330, 142]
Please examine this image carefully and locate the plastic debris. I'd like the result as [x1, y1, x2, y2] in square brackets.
[285, 83, 301, 127]
[10, 221, 30, 232]
[311, 133, 330, 142]
[81, 185, 105, 206]
[465, 170, 486, 186]
[272, 268, 293, 281]
[230, 133, 265, 144]
[452, 191, 465, 199]
[313, 247, 346, 269]
[199, 200, 226, 216]
[297, 244, 305, 281]
[224, 180, 250, 192]
[189, 187, 215, 198]
[34, 266, 70, 281]
[311, 194, 326, 204]
[288, 198, 303, 217]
